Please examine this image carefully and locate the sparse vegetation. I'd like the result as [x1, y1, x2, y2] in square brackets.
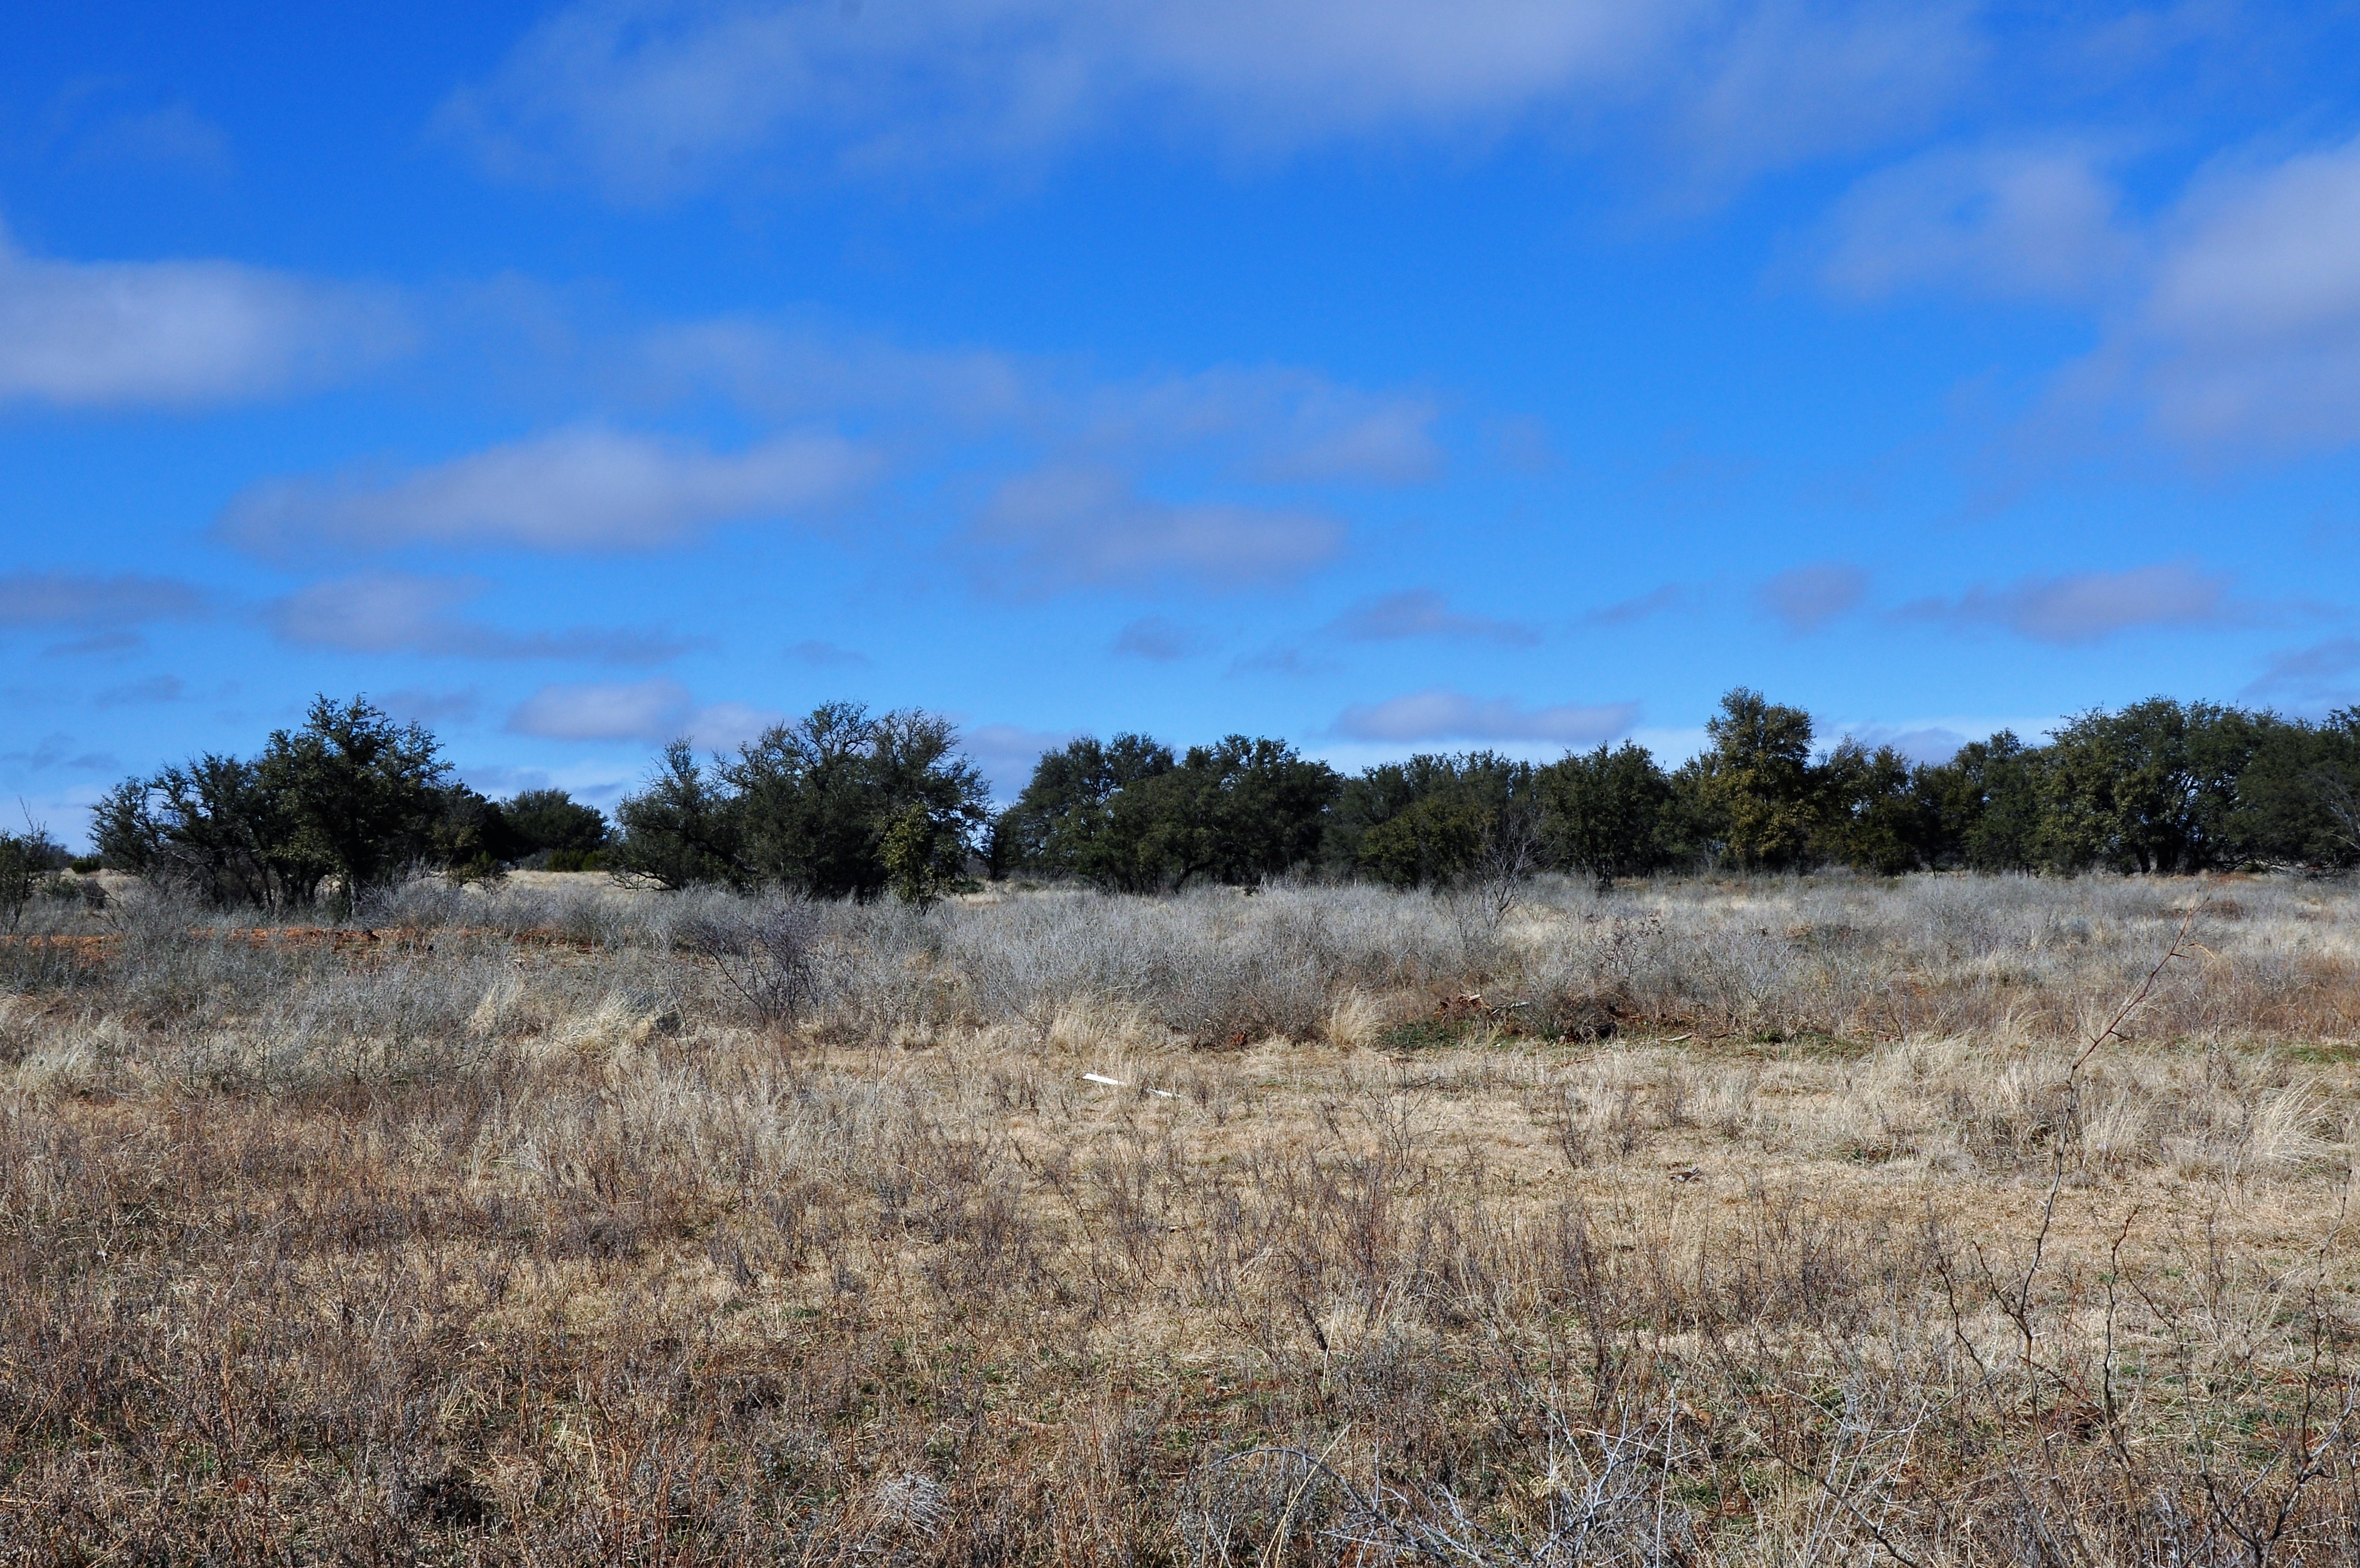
[8, 869, 2360, 1562]
[46, 687, 2360, 1560]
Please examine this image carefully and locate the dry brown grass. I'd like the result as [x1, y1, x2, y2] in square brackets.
[6, 872, 2360, 1563]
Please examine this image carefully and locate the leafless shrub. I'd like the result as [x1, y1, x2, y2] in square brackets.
[682, 892, 828, 1026]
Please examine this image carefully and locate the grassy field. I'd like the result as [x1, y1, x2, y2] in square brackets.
[6, 872, 2360, 1564]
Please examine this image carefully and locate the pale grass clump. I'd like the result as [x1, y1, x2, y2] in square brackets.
[1044, 996, 1164, 1060]
[1322, 987, 1390, 1049]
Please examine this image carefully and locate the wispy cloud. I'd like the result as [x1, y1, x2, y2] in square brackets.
[40, 631, 150, 659]
[91, 675, 186, 708]
[1835, 127, 2360, 460]
[1227, 644, 1338, 678]
[507, 679, 778, 745]
[1836, 721, 1974, 763]
[970, 466, 1345, 595]
[637, 322, 1444, 490]
[1582, 585, 1686, 627]
[1080, 368, 1441, 486]
[2245, 638, 2360, 707]
[223, 427, 881, 556]
[1819, 141, 2133, 304]
[36, 80, 236, 175]
[1112, 616, 1207, 661]
[2119, 131, 2360, 454]
[0, 733, 117, 774]
[381, 688, 484, 726]
[443, 0, 1980, 203]
[632, 320, 1037, 427]
[1757, 563, 1869, 633]
[0, 571, 208, 628]
[66, 103, 235, 175]
[1333, 689, 1637, 744]
[267, 572, 693, 663]
[786, 639, 871, 668]
[1327, 589, 1541, 646]
[1902, 562, 2239, 644]
[0, 231, 403, 408]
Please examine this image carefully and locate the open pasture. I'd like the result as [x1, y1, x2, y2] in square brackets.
[5, 872, 2360, 1565]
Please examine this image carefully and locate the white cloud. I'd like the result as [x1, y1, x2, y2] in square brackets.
[380, 688, 484, 726]
[2124, 132, 2360, 450]
[509, 679, 695, 741]
[1820, 142, 2132, 302]
[1757, 562, 1869, 633]
[267, 572, 691, 662]
[636, 320, 1037, 427]
[638, 324, 1443, 487]
[443, 0, 1978, 201]
[1839, 129, 2360, 458]
[508, 679, 782, 745]
[1333, 688, 1638, 744]
[1675, 0, 1982, 184]
[1327, 589, 1541, 646]
[972, 466, 1345, 594]
[0, 232, 403, 408]
[1085, 367, 1441, 486]
[222, 426, 881, 554]
[1903, 561, 2236, 644]
[679, 701, 787, 749]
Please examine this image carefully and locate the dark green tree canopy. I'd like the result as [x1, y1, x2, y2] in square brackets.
[613, 742, 747, 891]
[992, 734, 1174, 881]
[1334, 752, 1538, 890]
[997, 734, 1338, 890]
[260, 697, 452, 911]
[504, 790, 609, 859]
[612, 703, 991, 900]
[1679, 689, 1822, 871]
[1537, 742, 1674, 887]
[94, 695, 458, 912]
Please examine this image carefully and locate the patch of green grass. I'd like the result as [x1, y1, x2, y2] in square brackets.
[2287, 1040, 2360, 1065]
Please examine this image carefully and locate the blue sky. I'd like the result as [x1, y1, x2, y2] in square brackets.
[6, 0, 2360, 841]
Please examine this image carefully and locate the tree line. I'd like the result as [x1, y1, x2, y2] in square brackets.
[991, 689, 2360, 891]
[91, 696, 608, 914]
[80, 687, 2360, 912]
